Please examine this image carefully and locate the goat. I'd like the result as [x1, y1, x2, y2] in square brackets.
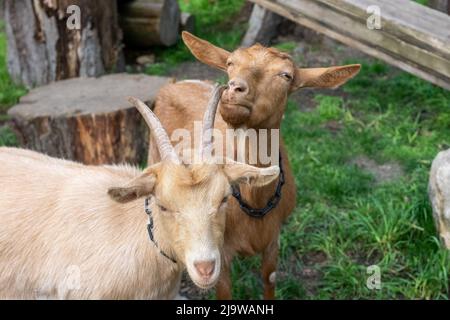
[429, 149, 450, 249]
[148, 32, 361, 299]
[0, 85, 280, 299]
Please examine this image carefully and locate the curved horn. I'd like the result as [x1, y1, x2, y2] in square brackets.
[128, 97, 181, 164]
[201, 84, 227, 158]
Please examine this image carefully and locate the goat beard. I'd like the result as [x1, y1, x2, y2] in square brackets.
[219, 101, 251, 127]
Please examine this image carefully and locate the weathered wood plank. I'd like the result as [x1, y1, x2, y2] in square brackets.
[322, 0, 450, 57]
[249, 0, 450, 90]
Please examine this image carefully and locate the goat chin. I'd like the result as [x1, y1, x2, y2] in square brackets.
[219, 103, 251, 126]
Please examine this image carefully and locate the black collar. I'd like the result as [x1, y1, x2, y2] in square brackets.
[231, 152, 285, 218]
[144, 198, 177, 264]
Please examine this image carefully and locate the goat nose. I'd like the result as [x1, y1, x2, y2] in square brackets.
[194, 260, 216, 278]
[228, 79, 249, 95]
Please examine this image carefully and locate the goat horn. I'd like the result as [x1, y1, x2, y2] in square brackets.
[128, 97, 181, 164]
[201, 84, 227, 159]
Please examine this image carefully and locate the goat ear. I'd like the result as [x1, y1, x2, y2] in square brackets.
[108, 170, 157, 204]
[293, 64, 361, 90]
[182, 31, 230, 71]
[224, 162, 280, 187]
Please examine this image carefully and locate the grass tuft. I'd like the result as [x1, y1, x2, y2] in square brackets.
[144, 0, 246, 76]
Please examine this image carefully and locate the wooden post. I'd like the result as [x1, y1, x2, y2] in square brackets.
[429, 0, 450, 14]
[119, 0, 180, 48]
[242, 4, 283, 47]
[180, 12, 196, 34]
[4, 0, 124, 89]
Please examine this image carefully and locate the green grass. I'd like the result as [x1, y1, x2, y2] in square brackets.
[0, 21, 25, 147]
[0, 22, 26, 114]
[414, 0, 429, 6]
[227, 61, 450, 299]
[0, 125, 18, 146]
[144, 0, 246, 76]
[273, 41, 297, 53]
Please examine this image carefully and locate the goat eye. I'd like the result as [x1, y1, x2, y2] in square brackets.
[226, 61, 233, 67]
[279, 72, 293, 81]
[221, 196, 229, 205]
[158, 205, 168, 212]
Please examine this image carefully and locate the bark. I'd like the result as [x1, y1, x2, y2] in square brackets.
[4, 0, 123, 88]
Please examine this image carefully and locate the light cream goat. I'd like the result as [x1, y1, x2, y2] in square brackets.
[0, 85, 280, 299]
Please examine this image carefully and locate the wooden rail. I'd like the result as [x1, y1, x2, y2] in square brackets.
[249, 0, 450, 90]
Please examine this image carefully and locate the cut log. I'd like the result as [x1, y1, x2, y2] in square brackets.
[241, 4, 283, 47]
[249, 0, 450, 90]
[119, 0, 180, 47]
[8, 74, 173, 165]
[180, 12, 196, 34]
[4, 0, 124, 89]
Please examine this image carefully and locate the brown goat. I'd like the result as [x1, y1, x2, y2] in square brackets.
[149, 32, 361, 299]
[0, 86, 280, 299]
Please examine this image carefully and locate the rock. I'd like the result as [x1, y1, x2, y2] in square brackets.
[136, 54, 155, 65]
[429, 149, 450, 248]
[8, 74, 172, 165]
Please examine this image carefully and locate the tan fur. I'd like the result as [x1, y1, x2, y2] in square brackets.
[149, 32, 361, 299]
[0, 142, 278, 299]
[0, 148, 180, 299]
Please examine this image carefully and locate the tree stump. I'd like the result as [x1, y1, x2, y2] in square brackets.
[241, 4, 283, 47]
[8, 74, 172, 166]
[119, 0, 180, 48]
[4, 0, 124, 89]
